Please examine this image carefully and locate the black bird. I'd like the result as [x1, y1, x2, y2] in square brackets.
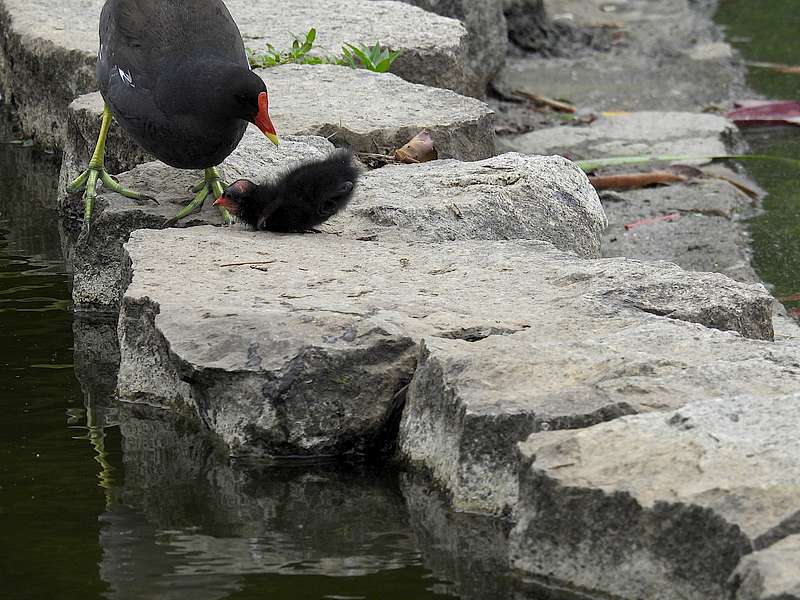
[66, 0, 280, 237]
[213, 151, 359, 232]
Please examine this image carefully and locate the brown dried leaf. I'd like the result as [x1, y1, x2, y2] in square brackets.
[589, 171, 687, 191]
[394, 130, 438, 164]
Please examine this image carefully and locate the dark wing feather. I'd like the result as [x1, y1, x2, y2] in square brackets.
[98, 0, 247, 93]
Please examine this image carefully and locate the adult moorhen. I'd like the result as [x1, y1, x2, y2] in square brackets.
[67, 0, 280, 238]
[213, 150, 359, 231]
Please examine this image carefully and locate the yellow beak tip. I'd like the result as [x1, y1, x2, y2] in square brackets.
[266, 133, 280, 146]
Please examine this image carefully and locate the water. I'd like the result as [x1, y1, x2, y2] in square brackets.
[715, 0, 800, 306]
[0, 116, 511, 599]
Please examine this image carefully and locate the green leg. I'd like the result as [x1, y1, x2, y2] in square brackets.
[67, 104, 155, 242]
[162, 166, 232, 228]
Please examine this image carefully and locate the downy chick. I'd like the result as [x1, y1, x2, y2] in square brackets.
[214, 150, 358, 231]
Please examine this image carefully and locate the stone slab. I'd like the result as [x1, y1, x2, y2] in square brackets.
[500, 111, 741, 162]
[325, 153, 607, 258]
[496, 0, 744, 112]
[61, 148, 606, 310]
[0, 0, 471, 148]
[730, 535, 800, 600]
[118, 226, 773, 459]
[60, 130, 335, 311]
[399, 313, 800, 515]
[511, 394, 800, 600]
[379, 0, 508, 94]
[601, 180, 759, 283]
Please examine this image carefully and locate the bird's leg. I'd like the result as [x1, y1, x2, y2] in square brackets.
[67, 103, 155, 241]
[163, 166, 232, 228]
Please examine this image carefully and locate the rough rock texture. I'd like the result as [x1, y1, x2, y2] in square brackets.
[61, 64, 496, 182]
[495, 0, 744, 112]
[63, 149, 606, 310]
[0, 0, 471, 147]
[501, 111, 741, 161]
[730, 535, 800, 600]
[60, 131, 334, 311]
[379, 0, 507, 94]
[602, 180, 759, 283]
[325, 153, 607, 258]
[511, 394, 800, 600]
[260, 64, 496, 159]
[399, 311, 800, 515]
[118, 226, 774, 458]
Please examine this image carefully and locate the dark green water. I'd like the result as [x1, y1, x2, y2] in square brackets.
[715, 0, 800, 305]
[0, 119, 511, 599]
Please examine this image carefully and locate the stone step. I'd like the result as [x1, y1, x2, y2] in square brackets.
[0, 0, 471, 148]
[60, 64, 496, 181]
[117, 226, 773, 461]
[398, 309, 799, 515]
[375, 0, 508, 94]
[495, 0, 743, 112]
[500, 111, 741, 161]
[512, 393, 800, 600]
[62, 146, 604, 310]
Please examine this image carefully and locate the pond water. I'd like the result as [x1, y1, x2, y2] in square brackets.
[715, 0, 800, 307]
[0, 116, 514, 599]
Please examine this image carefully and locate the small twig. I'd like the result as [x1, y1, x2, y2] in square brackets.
[513, 90, 577, 113]
[624, 213, 681, 231]
[219, 260, 276, 268]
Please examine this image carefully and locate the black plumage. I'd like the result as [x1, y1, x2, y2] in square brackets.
[214, 151, 359, 232]
[97, 0, 277, 169]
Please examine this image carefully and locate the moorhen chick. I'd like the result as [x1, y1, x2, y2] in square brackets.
[66, 0, 280, 238]
[213, 150, 359, 231]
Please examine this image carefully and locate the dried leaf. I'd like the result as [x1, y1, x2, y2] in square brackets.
[394, 130, 438, 164]
[589, 171, 687, 191]
[624, 213, 681, 231]
[726, 100, 800, 127]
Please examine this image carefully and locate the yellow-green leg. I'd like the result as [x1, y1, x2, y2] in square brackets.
[162, 166, 232, 228]
[67, 104, 155, 242]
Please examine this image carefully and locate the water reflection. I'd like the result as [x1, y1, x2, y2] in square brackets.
[98, 408, 457, 599]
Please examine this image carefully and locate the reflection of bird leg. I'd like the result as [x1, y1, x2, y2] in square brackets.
[70, 405, 115, 510]
[66, 104, 156, 243]
[162, 166, 232, 228]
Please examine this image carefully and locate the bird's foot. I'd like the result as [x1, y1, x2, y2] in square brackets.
[164, 167, 232, 228]
[67, 165, 157, 243]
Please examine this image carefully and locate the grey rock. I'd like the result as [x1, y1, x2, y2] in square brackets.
[63, 149, 605, 310]
[61, 65, 496, 182]
[501, 111, 741, 161]
[511, 394, 800, 600]
[325, 153, 607, 258]
[61, 130, 334, 311]
[257, 64, 496, 159]
[377, 0, 508, 94]
[730, 535, 800, 600]
[0, 0, 471, 147]
[497, 0, 744, 111]
[601, 180, 759, 283]
[399, 314, 800, 515]
[118, 226, 774, 458]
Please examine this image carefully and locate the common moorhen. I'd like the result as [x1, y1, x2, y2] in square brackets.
[213, 150, 359, 231]
[66, 0, 280, 238]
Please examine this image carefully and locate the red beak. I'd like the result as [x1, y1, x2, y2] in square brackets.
[213, 196, 236, 212]
[255, 91, 279, 146]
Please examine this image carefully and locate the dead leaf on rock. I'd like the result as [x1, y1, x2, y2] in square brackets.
[589, 171, 687, 191]
[394, 130, 438, 164]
